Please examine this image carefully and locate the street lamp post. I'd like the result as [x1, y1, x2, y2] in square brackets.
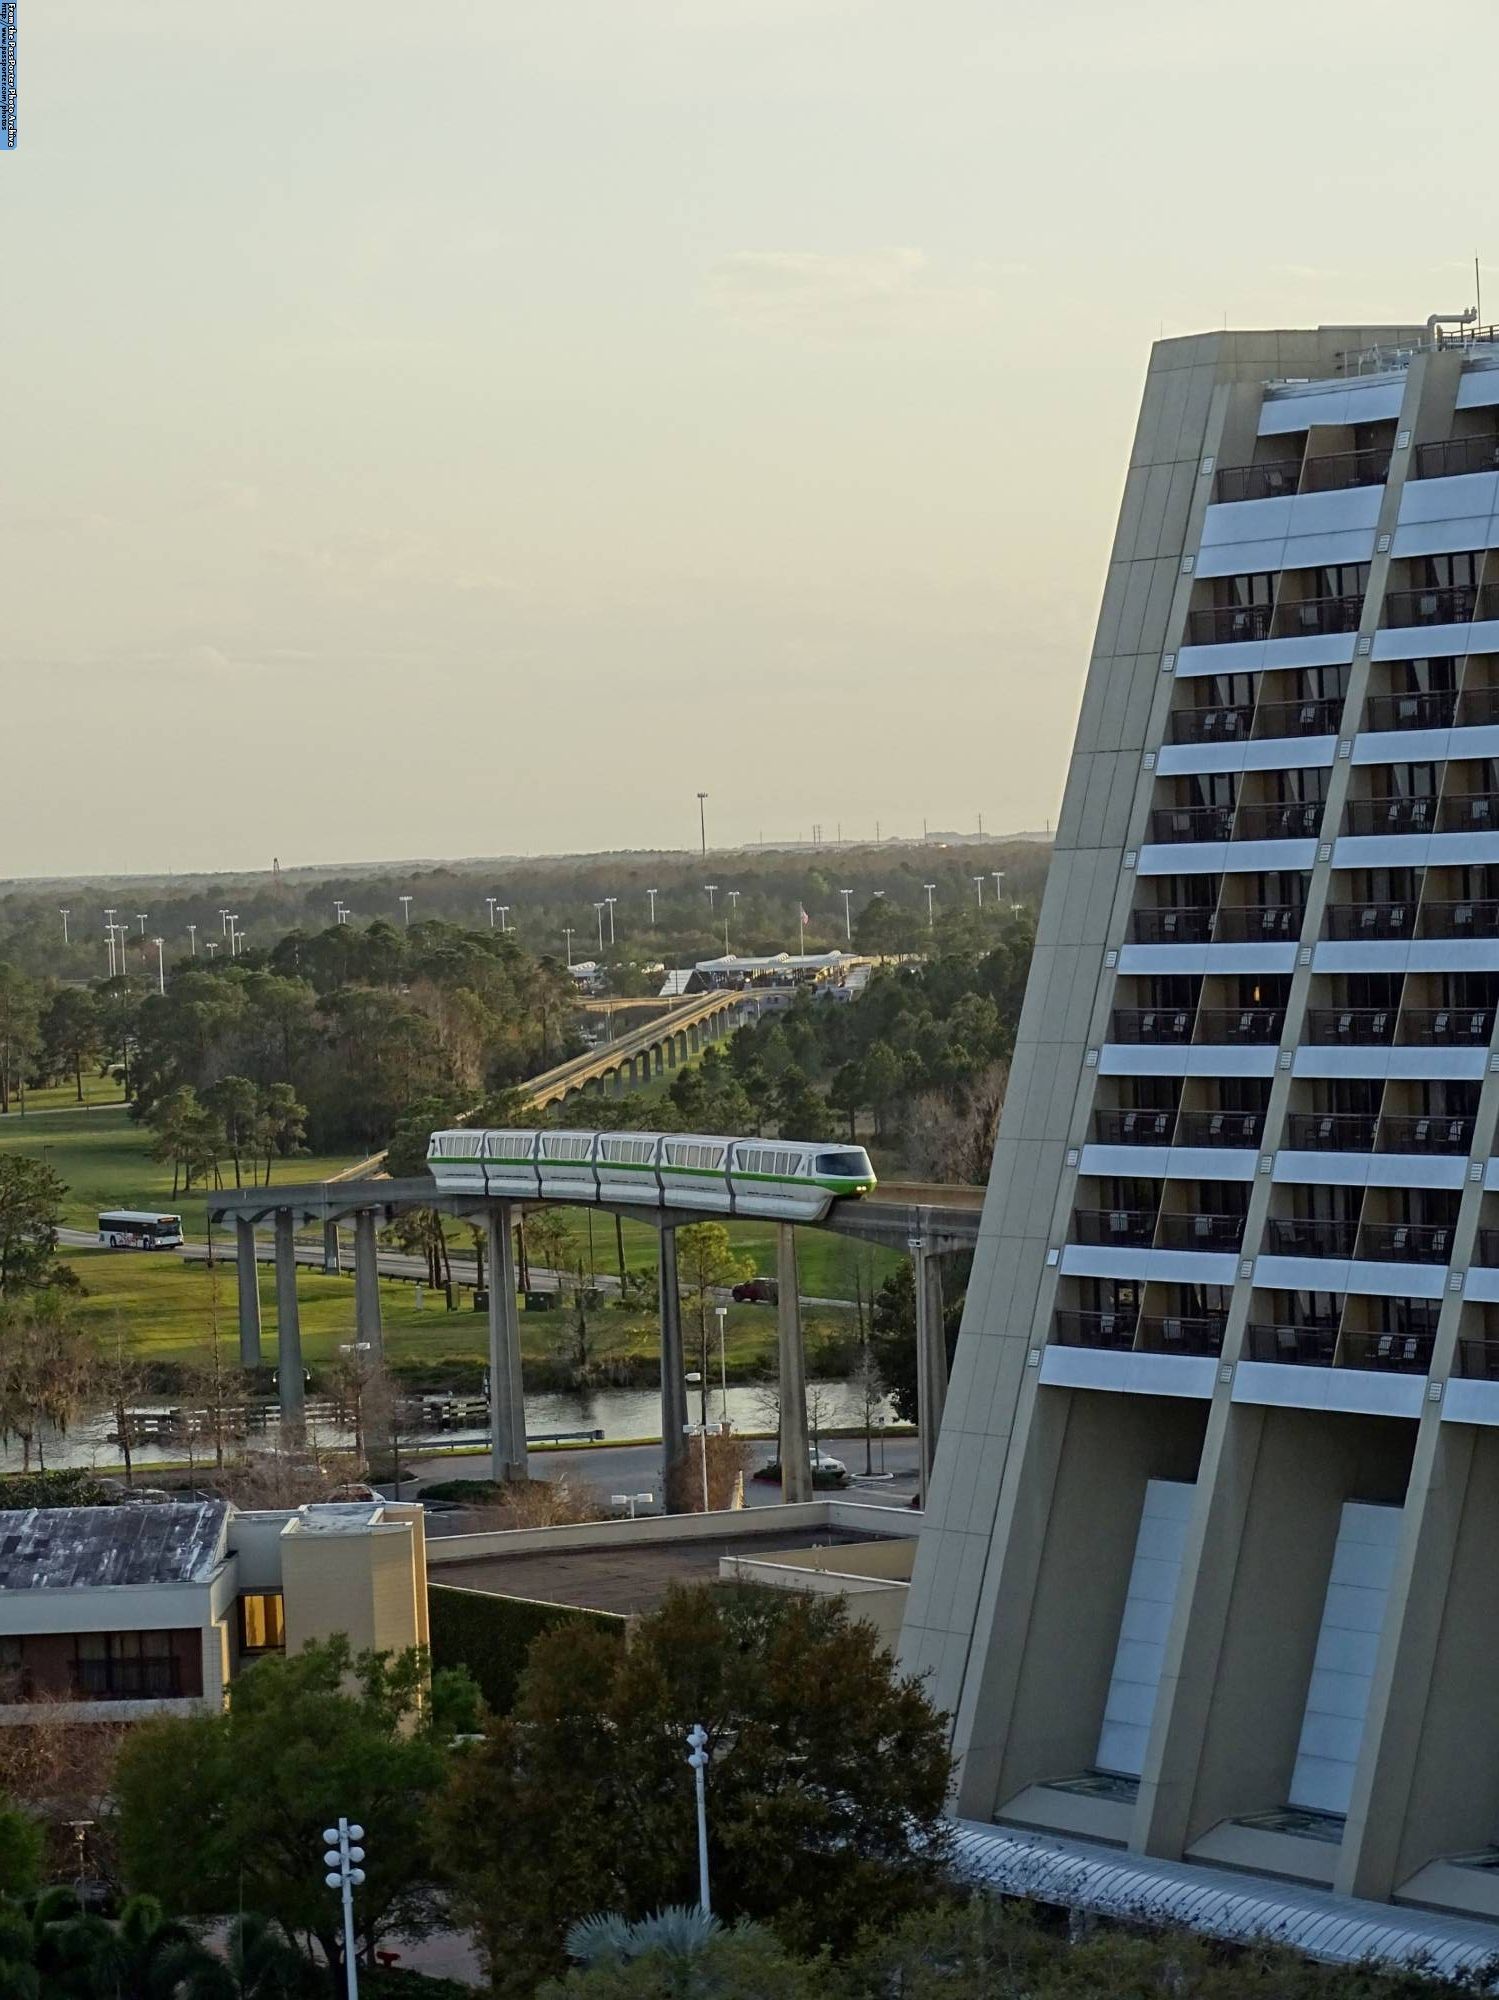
[152, 939, 165, 995]
[705, 883, 717, 911]
[135, 912, 148, 936]
[972, 876, 984, 907]
[205, 940, 218, 959]
[563, 927, 575, 969]
[686, 1727, 711, 1914]
[218, 908, 230, 936]
[697, 792, 709, 858]
[605, 896, 617, 945]
[647, 888, 659, 927]
[715, 1303, 729, 1424]
[923, 883, 936, 927]
[839, 887, 853, 940]
[497, 905, 509, 933]
[594, 902, 606, 952]
[399, 895, 412, 927]
[187, 923, 197, 956]
[321, 1819, 367, 2000]
[486, 897, 497, 928]
[993, 870, 1005, 907]
[59, 909, 70, 945]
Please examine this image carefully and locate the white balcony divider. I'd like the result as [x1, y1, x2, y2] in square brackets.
[1287, 1501, 1402, 1817]
[1095, 1479, 1195, 1777]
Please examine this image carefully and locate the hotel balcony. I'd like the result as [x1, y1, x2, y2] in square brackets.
[1383, 584, 1486, 630]
[1265, 1216, 1360, 1258]
[1091, 1108, 1173, 1146]
[1232, 800, 1325, 842]
[1108, 1007, 1194, 1044]
[1342, 796, 1436, 837]
[1337, 1330, 1436, 1374]
[1129, 907, 1216, 944]
[1398, 1005, 1493, 1046]
[1324, 901, 1415, 940]
[1354, 1220, 1455, 1264]
[1214, 461, 1298, 504]
[1362, 688, 1459, 733]
[1299, 443, 1393, 494]
[1212, 905, 1303, 941]
[1193, 1005, 1284, 1044]
[1148, 803, 1237, 845]
[1377, 1113, 1474, 1156]
[1052, 1309, 1137, 1351]
[1286, 1111, 1379, 1151]
[1186, 604, 1274, 647]
[1136, 1314, 1227, 1357]
[1305, 1007, 1396, 1045]
[1072, 1208, 1157, 1248]
[1252, 693, 1345, 739]
[1155, 1211, 1247, 1252]
[1418, 900, 1499, 938]
[1245, 1321, 1339, 1366]
[1174, 1109, 1264, 1147]
[1272, 592, 1366, 640]
[1437, 792, 1499, 833]
[1168, 702, 1254, 745]
[1414, 434, 1499, 479]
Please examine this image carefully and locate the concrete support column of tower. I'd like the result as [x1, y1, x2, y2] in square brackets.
[353, 1209, 383, 1359]
[235, 1216, 262, 1368]
[659, 1225, 689, 1506]
[487, 1202, 528, 1484]
[322, 1220, 341, 1275]
[274, 1209, 305, 1422]
[911, 1231, 949, 1501]
[776, 1223, 813, 1504]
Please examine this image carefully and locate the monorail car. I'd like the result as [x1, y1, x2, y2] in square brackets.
[426, 1128, 875, 1221]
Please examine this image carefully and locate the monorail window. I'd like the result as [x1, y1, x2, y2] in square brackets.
[817, 1152, 869, 1176]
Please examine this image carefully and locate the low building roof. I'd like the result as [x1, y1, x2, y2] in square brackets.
[0, 1501, 231, 1592]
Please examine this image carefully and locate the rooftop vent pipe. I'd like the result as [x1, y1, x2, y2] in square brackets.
[1428, 307, 1478, 344]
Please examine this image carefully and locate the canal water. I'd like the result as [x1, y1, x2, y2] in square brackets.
[0, 1379, 894, 1476]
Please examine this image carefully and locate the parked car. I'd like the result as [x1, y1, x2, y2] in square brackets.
[752, 1448, 849, 1489]
[731, 1277, 778, 1304]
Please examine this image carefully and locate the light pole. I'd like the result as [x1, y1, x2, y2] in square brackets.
[839, 887, 853, 940]
[972, 876, 984, 907]
[399, 894, 412, 927]
[59, 909, 70, 945]
[227, 916, 242, 956]
[705, 883, 717, 911]
[333, 900, 345, 926]
[218, 907, 230, 935]
[205, 940, 219, 960]
[594, 902, 606, 952]
[187, 923, 197, 956]
[611, 1491, 653, 1520]
[647, 888, 658, 927]
[135, 912, 148, 936]
[563, 927, 575, 969]
[152, 939, 165, 995]
[686, 1726, 711, 1914]
[993, 870, 1005, 907]
[497, 905, 509, 933]
[486, 897, 497, 928]
[697, 791, 709, 858]
[605, 897, 617, 945]
[923, 883, 936, 927]
[321, 1819, 367, 2000]
[715, 1303, 729, 1424]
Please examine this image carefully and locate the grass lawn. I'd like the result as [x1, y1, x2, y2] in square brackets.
[11, 1077, 128, 1112]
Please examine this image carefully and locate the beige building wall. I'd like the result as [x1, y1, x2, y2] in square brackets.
[281, 1523, 425, 1659]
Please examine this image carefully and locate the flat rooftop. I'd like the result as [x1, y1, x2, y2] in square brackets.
[435, 1524, 893, 1617]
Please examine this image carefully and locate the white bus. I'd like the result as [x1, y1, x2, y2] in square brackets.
[97, 1211, 185, 1250]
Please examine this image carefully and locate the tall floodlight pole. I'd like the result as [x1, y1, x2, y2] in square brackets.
[924, 883, 936, 927]
[697, 792, 709, 858]
[993, 870, 1005, 907]
[104, 926, 116, 980]
[647, 888, 659, 927]
[497, 905, 510, 933]
[187, 923, 197, 956]
[486, 896, 497, 928]
[399, 895, 412, 927]
[151, 939, 165, 994]
[686, 1727, 712, 1914]
[839, 888, 853, 940]
[594, 903, 606, 953]
[605, 897, 617, 945]
[563, 927, 575, 969]
[321, 1819, 367, 2000]
[972, 876, 984, 907]
[219, 907, 230, 935]
[205, 940, 219, 959]
[135, 912, 148, 936]
[705, 884, 717, 911]
[58, 909, 70, 945]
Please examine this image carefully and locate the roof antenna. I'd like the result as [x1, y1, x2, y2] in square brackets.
[1477, 253, 1483, 332]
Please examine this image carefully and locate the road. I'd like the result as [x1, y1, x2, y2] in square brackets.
[58, 1228, 859, 1310]
[407, 1434, 923, 1522]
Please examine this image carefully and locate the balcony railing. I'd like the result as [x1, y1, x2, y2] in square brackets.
[1187, 604, 1273, 647]
[1324, 901, 1414, 939]
[72, 1657, 183, 1701]
[1300, 445, 1392, 493]
[1148, 804, 1237, 845]
[1342, 795, 1436, 836]
[1253, 695, 1344, 739]
[1273, 593, 1365, 638]
[1377, 1114, 1474, 1154]
[1304, 1007, 1396, 1045]
[1362, 689, 1458, 732]
[1459, 1336, 1499, 1379]
[1415, 435, 1499, 480]
[1355, 1222, 1454, 1264]
[1245, 1322, 1338, 1366]
[1232, 799, 1324, 841]
[1173, 1109, 1263, 1147]
[1194, 1006, 1284, 1044]
[1438, 792, 1499, 833]
[1286, 1111, 1379, 1151]
[1477, 1229, 1499, 1266]
[1211, 905, 1303, 941]
[1053, 1309, 1137, 1351]
[1071, 1208, 1157, 1247]
[1214, 462, 1301, 504]
[1458, 686, 1499, 727]
[1266, 1216, 1360, 1258]
[1155, 1211, 1247, 1251]
[1108, 1007, 1193, 1044]
[1129, 907, 1215, 944]
[1340, 1330, 1436, 1374]
[1383, 585, 1481, 629]
[1398, 1006, 1493, 1046]
[1418, 900, 1499, 938]
[1136, 1316, 1227, 1356]
[1168, 704, 1254, 744]
[1091, 1109, 1173, 1146]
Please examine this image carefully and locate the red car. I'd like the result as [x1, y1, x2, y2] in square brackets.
[731, 1277, 778, 1304]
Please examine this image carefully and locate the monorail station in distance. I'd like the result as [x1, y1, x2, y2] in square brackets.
[900, 319, 1499, 1927]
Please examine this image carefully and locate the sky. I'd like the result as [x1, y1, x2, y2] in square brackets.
[3, 0, 1496, 877]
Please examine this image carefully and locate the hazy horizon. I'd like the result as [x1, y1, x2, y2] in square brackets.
[5, 0, 1494, 876]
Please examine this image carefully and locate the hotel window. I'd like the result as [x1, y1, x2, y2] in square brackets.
[238, 1594, 286, 1655]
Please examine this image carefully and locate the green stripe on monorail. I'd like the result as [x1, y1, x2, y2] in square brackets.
[429, 1154, 873, 1195]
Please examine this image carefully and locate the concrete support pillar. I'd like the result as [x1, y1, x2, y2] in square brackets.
[659, 1226, 689, 1505]
[235, 1217, 262, 1368]
[273, 1210, 305, 1424]
[353, 1210, 383, 1359]
[486, 1203, 528, 1483]
[776, 1223, 812, 1503]
[911, 1233, 949, 1503]
[322, 1220, 341, 1274]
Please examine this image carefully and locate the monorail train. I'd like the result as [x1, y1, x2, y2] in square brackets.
[426, 1128, 877, 1221]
